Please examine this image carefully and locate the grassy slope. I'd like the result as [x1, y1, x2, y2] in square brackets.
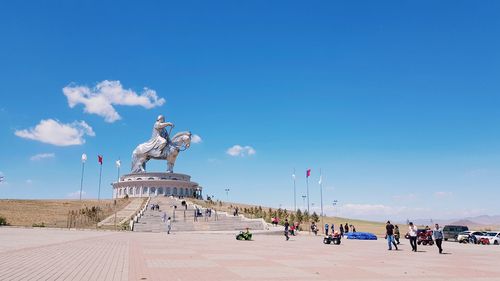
[190, 199, 388, 236]
[0, 199, 131, 228]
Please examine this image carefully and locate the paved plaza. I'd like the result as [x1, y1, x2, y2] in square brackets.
[1, 227, 499, 281]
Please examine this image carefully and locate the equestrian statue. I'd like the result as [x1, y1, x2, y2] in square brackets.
[131, 115, 192, 173]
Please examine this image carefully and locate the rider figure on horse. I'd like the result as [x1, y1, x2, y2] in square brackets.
[151, 115, 174, 157]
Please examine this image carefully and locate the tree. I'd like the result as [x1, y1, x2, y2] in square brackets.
[296, 209, 303, 223]
[277, 208, 283, 220]
[311, 211, 319, 223]
[303, 210, 310, 223]
[289, 213, 296, 223]
[261, 211, 267, 219]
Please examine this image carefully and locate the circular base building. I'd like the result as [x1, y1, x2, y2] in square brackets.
[112, 172, 202, 199]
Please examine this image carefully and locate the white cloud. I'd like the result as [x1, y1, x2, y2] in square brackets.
[67, 190, 86, 199]
[63, 80, 165, 122]
[434, 191, 452, 198]
[15, 119, 95, 146]
[392, 193, 417, 201]
[30, 153, 55, 161]
[465, 169, 490, 177]
[323, 203, 429, 222]
[226, 145, 256, 157]
[191, 134, 202, 144]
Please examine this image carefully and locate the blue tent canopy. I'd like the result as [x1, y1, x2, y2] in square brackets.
[344, 232, 378, 240]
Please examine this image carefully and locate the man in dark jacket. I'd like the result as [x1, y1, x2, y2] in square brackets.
[284, 219, 290, 241]
[386, 220, 398, 250]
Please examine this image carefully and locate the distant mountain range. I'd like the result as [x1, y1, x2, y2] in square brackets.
[400, 215, 500, 229]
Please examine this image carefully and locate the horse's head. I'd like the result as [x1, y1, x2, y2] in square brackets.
[171, 131, 192, 151]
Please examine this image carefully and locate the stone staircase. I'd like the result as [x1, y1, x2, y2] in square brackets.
[98, 198, 147, 228]
[133, 196, 267, 233]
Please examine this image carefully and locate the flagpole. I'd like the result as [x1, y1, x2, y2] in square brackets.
[116, 159, 120, 182]
[115, 159, 120, 199]
[98, 158, 102, 202]
[306, 171, 310, 215]
[320, 169, 323, 217]
[80, 153, 87, 200]
[320, 169, 324, 234]
[293, 168, 296, 212]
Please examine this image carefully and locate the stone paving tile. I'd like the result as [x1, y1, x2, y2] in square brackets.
[0, 229, 128, 281]
[1, 227, 500, 281]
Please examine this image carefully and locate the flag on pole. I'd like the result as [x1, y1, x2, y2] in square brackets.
[115, 160, 121, 168]
[306, 169, 311, 178]
[318, 175, 322, 185]
[98, 155, 103, 165]
[81, 153, 87, 163]
[292, 173, 296, 180]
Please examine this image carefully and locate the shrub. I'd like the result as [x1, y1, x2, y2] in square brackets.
[32, 222, 46, 227]
[0, 215, 8, 226]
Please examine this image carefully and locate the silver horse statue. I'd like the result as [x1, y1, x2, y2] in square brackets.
[131, 115, 192, 173]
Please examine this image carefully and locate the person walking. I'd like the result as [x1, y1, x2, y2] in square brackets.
[284, 219, 290, 241]
[344, 223, 349, 233]
[408, 222, 418, 252]
[166, 217, 171, 234]
[310, 222, 318, 235]
[432, 223, 444, 254]
[394, 225, 400, 244]
[339, 224, 344, 236]
[324, 223, 329, 236]
[386, 221, 398, 250]
[330, 223, 335, 235]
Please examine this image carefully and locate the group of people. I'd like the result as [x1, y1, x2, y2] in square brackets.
[385, 221, 444, 254]
[308, 222, 357, 237]
[282, 220, 301, 240]
[150, 203, 160, 211]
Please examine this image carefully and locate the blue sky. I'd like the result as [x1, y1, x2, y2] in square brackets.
[1, 1, 499, 221]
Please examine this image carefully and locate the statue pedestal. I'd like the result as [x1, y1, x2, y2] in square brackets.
[112, 172, 202, 199]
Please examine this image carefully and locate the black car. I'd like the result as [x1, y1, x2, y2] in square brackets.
[443, 225, 469, 241]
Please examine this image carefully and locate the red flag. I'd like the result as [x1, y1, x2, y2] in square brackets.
[98, 155, 103, 165]
[306, 169, 311, 178]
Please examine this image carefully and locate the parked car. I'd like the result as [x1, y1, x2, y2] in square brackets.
[443, 225, 469, 241]
[457, 231, 473, 243]
[485, 232, 500, 245]
[457, 231, 486, 244]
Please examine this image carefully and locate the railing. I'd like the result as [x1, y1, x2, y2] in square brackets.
[129, 197, 150, 231]
[67, 206, 105, 229]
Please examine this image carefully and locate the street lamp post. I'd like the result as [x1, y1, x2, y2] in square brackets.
[292, 169, 296, 212]
[301, 195, 307, 210]
[225, 188, 230, 202]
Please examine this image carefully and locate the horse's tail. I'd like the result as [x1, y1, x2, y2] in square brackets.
[131, 148, 140, 173]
